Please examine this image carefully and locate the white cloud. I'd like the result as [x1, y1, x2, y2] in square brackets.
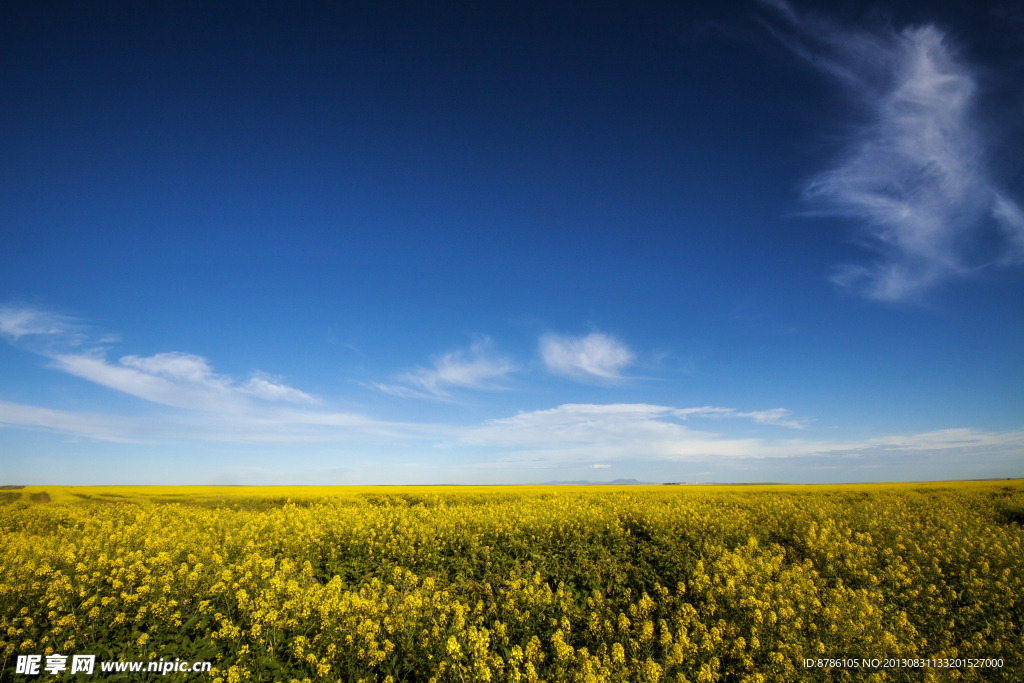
[0, 398, 439, 445]
[52, 352, 222, 411]
[376, 338, 516, 399]
[540, 332, 634, 380]
[456, 402, 1023, 465]
[0, 305, 92, 352]
[736, 408, 806, 429]
[49, 351, 315, 412]
[119, 352, 219, 384]
[0, 400, 149, 443]
[0, 362, 1019, 475]
[763, 1, 1024, 301]
[462, 404, 690, 449]
[673, 405, 806, 428]
[3, 304, 1019, 480]
[458, 403, 806, 461]
[243, 375, 317, 403]
[993, 193, 1024, 263]
[0, 306, 68, 340]
[0, 305, 456, 448]
[0, 305, 317, 416]
[673, 406, 737, 419]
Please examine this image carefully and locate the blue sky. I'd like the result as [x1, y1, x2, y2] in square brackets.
[1, 0, 1022, 485]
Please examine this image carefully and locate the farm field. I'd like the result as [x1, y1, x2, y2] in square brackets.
[2, 483, 1023, 682]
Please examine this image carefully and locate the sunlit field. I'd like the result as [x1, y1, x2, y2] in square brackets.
[2, 483, 1023, 682]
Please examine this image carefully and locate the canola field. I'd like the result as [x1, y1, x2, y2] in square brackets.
[1, 482, 1023, 683]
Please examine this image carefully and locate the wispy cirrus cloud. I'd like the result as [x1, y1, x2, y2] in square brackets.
[0, 310, 318, 412]
[0, 400, 148, 443]
[50, 352, 316, 413]
[0, 304, 442, 444]
[736, 408, 806, 429]
[3, 305, 1020, 483]
[0, 398, 441, 445]
[456, 402, 1022, 465]
[373, 338, 517, 400]
[674, 405, 806, 429]
[0, 305, 317, 411]
[761, 0, 1024, 301]
[673, 406, 739, 419]
[0, 306, 69, 339]
[0, 305, 97, 351]
[459, 403, 805, 452]
[539, 332, 634, 380]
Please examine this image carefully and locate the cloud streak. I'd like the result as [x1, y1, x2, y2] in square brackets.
[540, 332, 634, 380]
[2, 306, 1020, 483]
[0, 305, 443, 444]
[0, 306, 318, 412]
[763, 1, 1024, 301]
[0, 305, 96, 352]
[736, 408, 806, 429]
[48, 352, 317, 413]
[457, 402, 1023, 465]
[0, 399, 441, 445]
[374, 338, 516, 399]
[674, 406, 806, 428]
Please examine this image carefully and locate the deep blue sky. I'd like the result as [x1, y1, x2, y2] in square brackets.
[2, 0, 1022, 484]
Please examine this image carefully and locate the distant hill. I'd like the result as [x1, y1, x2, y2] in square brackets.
[541, 479, 655, 485]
